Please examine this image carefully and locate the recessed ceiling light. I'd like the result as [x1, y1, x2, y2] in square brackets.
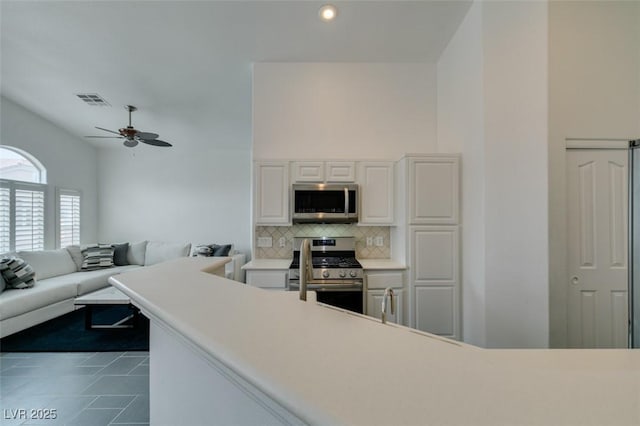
[319, 4, 338, 22]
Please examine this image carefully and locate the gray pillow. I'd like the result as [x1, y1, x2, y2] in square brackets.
[0, 256, 36, 289]
[0, 272, 6, 293]
[212, 244, 232, 257]
[112, 243, 130, 266]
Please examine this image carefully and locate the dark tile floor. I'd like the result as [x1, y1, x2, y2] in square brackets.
[0, 351, 149, 426]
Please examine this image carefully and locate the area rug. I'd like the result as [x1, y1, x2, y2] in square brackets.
[0, 306, 149, 352]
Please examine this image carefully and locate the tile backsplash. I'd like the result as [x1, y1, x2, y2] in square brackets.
[255, 224, 390, 259]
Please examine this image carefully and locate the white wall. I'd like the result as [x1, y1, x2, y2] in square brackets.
[253, 63, 437, 160]
[483, 1, 549, 348]
[97, 142, 251, 255]
[548, 1, 640, 347]
[437, 1, 549, 348]
[1, 96, 99, 247]
[437, 2, 486, 347]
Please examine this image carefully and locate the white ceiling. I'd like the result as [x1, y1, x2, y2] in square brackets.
[1, 0, 472, 149]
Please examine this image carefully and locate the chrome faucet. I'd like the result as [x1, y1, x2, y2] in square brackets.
[381, 287, 395, 324]
[299, 238, 312, 301]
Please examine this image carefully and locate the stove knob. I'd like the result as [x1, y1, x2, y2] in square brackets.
[349, 270, 357, 278]
[339, 270, 347, 278]
[322, 270, 330, 279]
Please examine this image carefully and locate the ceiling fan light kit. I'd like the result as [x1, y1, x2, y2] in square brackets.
[85, 105, 173, 148]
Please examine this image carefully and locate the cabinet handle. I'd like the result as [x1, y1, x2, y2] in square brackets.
[570, 276, 579, 285]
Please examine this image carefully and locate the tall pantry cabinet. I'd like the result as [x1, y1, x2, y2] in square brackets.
[395, 154, 461, 340]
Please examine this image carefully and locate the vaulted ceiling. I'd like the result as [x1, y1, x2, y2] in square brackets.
[1, 1, 471, 149]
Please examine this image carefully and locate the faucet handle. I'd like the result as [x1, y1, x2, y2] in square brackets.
[381, 287, 395, 324]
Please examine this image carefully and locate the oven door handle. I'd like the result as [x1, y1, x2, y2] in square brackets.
[289, 281, 362, 291]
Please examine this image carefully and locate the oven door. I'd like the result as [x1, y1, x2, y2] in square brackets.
[288, 279, 363, 314]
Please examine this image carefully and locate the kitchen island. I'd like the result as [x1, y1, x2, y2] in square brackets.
[110, 257, 640, 426]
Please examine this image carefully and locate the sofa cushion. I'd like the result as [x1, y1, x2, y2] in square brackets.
[127, 241, 147, 266]
[65, 245, 84, 270]
[18, 249, 77, 280]
[145, 241, 191, 266]
[0, 257, 37, 289]
[0, 272, 5, 293]
[112, 243, 129, 266]
[0, 278, 77, 320]
[81, 245, 115, 271]
[73, 265, 141, 295]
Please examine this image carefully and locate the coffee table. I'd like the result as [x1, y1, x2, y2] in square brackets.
[74, 286, 139, 330]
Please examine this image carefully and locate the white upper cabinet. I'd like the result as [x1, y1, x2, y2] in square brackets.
[358, 161, 395, 225]
[292, 161, 355, 183]
[254, 161, 290, 225]
[292, 161, 324, 182]
[407, 155, 460, 225]
[325, 161, 356, 182]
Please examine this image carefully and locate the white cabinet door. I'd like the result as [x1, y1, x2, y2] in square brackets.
[358, 162, 394, 225]
[410, 226, 460, 340]
[365, 271, 404, 290]
[245, 270, 288, 290]
[366, 289, 404, 325]
[325, 161, 356, 182]
[292, 161, 324, 182]
[408, 155, 459, 224]
[255, 161, 289, 225]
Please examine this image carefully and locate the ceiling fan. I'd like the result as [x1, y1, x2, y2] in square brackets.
[85, 105, 172, 148]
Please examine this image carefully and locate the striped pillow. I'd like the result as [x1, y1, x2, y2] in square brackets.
[81, 244, 115, 271]
[0, 256, 36, 289]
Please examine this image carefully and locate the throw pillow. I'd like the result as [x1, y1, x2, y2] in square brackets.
[195, 244, 214, 256]
[0, 257, 36, 289]
[212, 244, 232, 257]
[194, 244, 233, 257]
[81, 245, 115, 271]
[112, 243, 130, 266]
[0, 271, 6, 293]
[127, 241, 147, 266]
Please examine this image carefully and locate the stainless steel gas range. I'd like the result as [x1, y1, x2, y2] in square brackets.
[288, 237, 364, 313]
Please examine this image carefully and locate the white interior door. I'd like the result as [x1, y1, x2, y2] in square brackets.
[567, 149, 628, 348]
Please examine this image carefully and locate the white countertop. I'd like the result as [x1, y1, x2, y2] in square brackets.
[241, 259, 291, 270]
[358, 258, 406, 270]
[110, 257, 640, 425]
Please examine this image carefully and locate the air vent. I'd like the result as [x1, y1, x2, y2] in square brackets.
[75, 93, 110, 106]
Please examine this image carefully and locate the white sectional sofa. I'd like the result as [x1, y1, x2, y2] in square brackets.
[0, 241, 246, 338]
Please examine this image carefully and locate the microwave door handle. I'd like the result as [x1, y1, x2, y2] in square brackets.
[344, 187, 349, 217]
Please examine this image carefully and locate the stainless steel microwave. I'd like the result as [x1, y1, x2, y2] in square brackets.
[291, 184, 358, 223]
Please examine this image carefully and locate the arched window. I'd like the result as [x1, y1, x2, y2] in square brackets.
[0, 146, 47, 252]
[0, 146, 47, 184]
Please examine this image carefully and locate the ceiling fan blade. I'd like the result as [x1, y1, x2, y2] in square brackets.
[136, 132, 159, 140]
[85, 135, 124, 139]
[140, 138, 172, 147]
[95, 126, 122, 135]
[123, 139, 138, 148]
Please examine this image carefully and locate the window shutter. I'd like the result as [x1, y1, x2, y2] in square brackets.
[14, 188, 45, 251]
[59, 191, 80, 247]
[0, 187, 10, 253]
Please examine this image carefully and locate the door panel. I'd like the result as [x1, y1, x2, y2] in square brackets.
[567, 149, 628, 348]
